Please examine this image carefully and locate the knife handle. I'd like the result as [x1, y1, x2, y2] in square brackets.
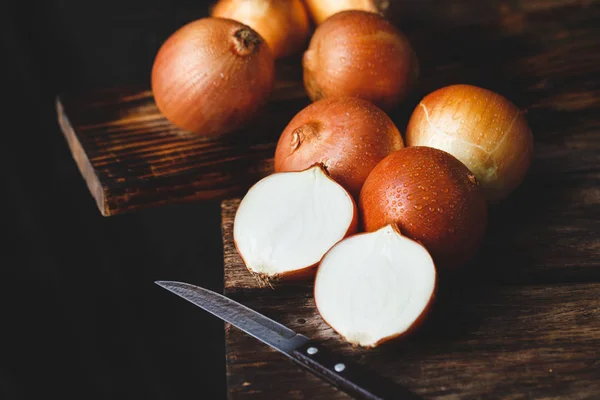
[290, 341, 423, 400]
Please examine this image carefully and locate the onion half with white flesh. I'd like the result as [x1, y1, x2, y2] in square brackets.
[315, 224, 436, 347]
[234, 164, 358, 282]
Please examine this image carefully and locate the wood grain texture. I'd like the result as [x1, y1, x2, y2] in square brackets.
[57, 62, 308, 216]
[57, 0, 600, 216]
[223, 282, 600, 400]
[222, 191, 600, 399]
[220, 3, 600, 396]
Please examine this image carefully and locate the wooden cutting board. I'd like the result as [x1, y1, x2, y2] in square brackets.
[221, 191, 600, 398]
[218, 1, 600, 399]
[56, 60, 308, 216]
[222, 196, 600, 398]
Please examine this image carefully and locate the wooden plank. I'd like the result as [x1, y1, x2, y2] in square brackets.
[57, 0, 600, 216]
[56, 63, 308, 216]
[221, 151, 600, 398]
[222, 196, 600, 399]
[224, 283, 600, 400]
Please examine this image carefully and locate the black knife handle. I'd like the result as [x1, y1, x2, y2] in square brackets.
[289, 341, 423, 400]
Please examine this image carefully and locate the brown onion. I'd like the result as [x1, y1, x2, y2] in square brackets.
[406, 84, 534, 203]
[211, 0, 311, 59]
[302, 10, 419, 112]
[274, 97, 404, 197]
[151, 18, 274, 136]
[303, 0, 389, 25]
[360, 147, 488, 270]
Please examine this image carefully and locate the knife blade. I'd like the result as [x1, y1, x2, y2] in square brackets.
[156, 281, 423, 400]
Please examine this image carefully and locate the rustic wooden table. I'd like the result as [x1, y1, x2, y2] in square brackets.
[57, 0, 600, 398]
[219, 1, 600, 399]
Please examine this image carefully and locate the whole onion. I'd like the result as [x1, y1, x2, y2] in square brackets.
[360, 146, 488, 270]
[274, 97, 404, 197]
[302, 10, 419, 112]
[151, 18, 275, 136]
[211, 0, 311, 59]
[406, 84, 534, 203]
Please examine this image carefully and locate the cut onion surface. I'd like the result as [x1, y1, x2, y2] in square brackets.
[315, 224, 436, 347]
[234, 165, 357, 281]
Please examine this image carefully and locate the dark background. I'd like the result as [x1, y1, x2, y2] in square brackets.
[2, 1, 228, 398]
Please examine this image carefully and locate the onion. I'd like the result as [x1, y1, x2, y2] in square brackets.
[359, 146, 488, 270]
[274, 97, 404, 197]
[303, 0, 389, 25]
[211, 0, 311, 59]
[234, 164, 357, 282]
[406, 84, 534, 203]
[302, 10, 419, 112]
[151, 18, 274, 136]
[315, 224, 436, 347]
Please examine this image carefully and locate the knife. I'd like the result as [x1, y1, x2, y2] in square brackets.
[156, 281, 423, 400]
